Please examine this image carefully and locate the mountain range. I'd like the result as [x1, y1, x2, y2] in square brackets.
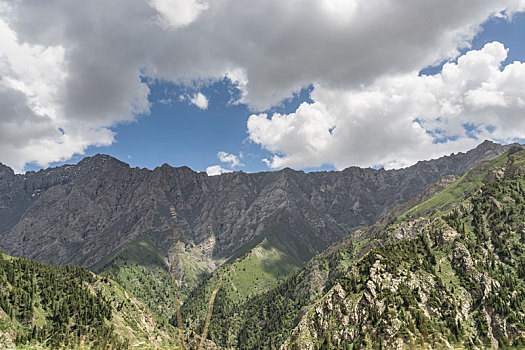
[0, 140, 524, 349]
[0, 140, 511, 268]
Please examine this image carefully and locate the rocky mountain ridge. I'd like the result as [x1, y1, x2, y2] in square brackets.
[0, 140, 514, 270]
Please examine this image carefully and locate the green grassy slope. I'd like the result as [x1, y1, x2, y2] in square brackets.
[179, 233, 303, 348]
[92, 236, 178, 325]
[399, 151, 510, 220]
[223, 237, 301, 300]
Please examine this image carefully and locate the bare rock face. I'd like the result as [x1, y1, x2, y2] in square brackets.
[0, 141, 513, 268]
[0, 164, 14, 179]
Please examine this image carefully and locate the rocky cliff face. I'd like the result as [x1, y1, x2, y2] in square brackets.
[0, 140, 512, 268]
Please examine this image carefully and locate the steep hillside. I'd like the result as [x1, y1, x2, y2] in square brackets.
[180, 147, 525, 349]
[0, 141, 518, 348]
[91, 235, 180, 321]
[0, 251, 177, 349]
[283, 149, 525, 349]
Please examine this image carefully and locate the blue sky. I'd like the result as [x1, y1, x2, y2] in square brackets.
[44, 81, 315, 173]
[2, 1, 525, 174]
[421, 12, 525, 75]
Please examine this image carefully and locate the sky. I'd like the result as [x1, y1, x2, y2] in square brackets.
[1, 1, 525, 175]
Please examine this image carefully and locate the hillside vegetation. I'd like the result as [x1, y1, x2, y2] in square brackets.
[0, 144, 523, 349]
[285, 151, 525, 348]
[92, 236, 178, 325]
[0, 251, 177, 349]
[179, 147, 525, 349]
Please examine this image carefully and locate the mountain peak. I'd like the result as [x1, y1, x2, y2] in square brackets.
[0, 163, 14, 178]
[456, 140, 510, 169]
[77, 154, 129, 169]
[475, 139, 499, 151]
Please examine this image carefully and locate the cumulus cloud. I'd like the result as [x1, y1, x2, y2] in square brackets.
[189, 92, 209, 110]
[1, 0, 525, 170]
[0, 18, 114, 172]
[206, 165, 231, 176]
[217, 151, 242, 167]
[206, 151, 242, 175]
[248, 42, 525, 170]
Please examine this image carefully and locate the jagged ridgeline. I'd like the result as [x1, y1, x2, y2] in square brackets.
[0, 143, 524, 349]
[180, 147, 525, 349]
[0, 141, 515, 348]
[0, 252, 177, 349]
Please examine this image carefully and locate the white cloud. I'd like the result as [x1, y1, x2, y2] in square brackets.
[206, 151, 243, 175]
[217, 151, 242, 167]
[0, 19, 65, 118]
[150, 0, 209, 28]
[0, 18, 114, 172]
[1, 0, 525, 170]
[189, 92, 209, 110]
[158, 98, 173, 105]
[248, 42, 525, 170]
[319, 0, 358, 25]
[206, 165, 232, 176]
